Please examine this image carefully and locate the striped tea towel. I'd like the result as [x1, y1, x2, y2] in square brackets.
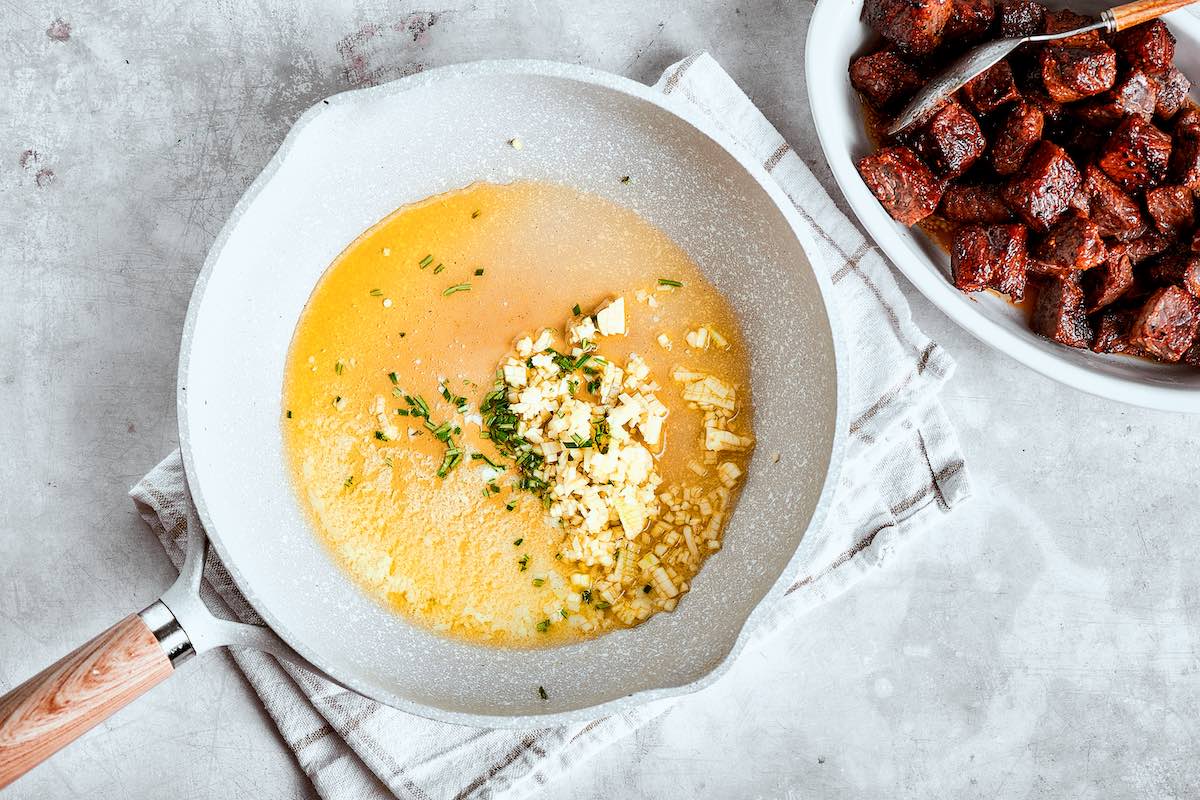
[130, 52, 971, 800]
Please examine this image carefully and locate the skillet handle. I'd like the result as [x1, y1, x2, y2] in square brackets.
[1103, 0, 1198, 31]
[0, 606, 180, 789]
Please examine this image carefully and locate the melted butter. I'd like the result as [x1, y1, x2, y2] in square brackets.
[282, 181, 752, 646]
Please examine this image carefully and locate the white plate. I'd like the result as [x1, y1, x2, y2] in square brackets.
[807, 0, 1200, 413]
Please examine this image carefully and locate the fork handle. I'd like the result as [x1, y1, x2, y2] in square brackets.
[1105, 0, 1197, 31]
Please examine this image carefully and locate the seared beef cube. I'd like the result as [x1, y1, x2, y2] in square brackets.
[863, 0, 953, 55]
[1146, 248, 1200, 297]
[940, 183, 1014, 222]
[857, 146, 944, 226]
[1032, 275, 1093, 348]
[1033, 213, 1107, 271]
[1152, 68, 1192, 121]
[1075, 70, 1157, 126]
[1186, 258, 1200, 299]
[945, 0, 996, 42]
[1024, 90, 1066, 127]
[1002, 141, 1082, 230]
[850, 49, 924, 109]
[1091, 308, 1147, 355]
[991, 101, 1044, 175]
[1040, 42, 1117, 103]
[1122, 230, 1174, 264]
[1082, 166, 1145, 241]
[1169, 135, 1200, 191]
[1114, 19, 1175, 75]
[963, 62, 1021, 115]
[1129, 286, 1200, 361]
[1173, 107, 1200, 141]
[1042, 8, 1101, 45]
[911, 99, 986, 178]
[1184, 340, 1200, 367]
[1145, 185, 1195, 235]
[998, 0, 1045, 37]
[1097, 116, 1173, 194]
[951, 223, 1028, 299]
[1084, 251, 1135, 313]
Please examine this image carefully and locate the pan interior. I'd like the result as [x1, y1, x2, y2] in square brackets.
[181, 64, 839, 720]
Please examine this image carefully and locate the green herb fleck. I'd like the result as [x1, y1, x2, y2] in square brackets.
[518, 554, 530, 571]
[419, 254, 433, 268]
[343, 476, 354, 489]
[442, 283, 471, 296]
[572, 303, 581, 316]
[334, 360, 345, 375]
[388, 372, 399, 385]
[513, 538, 524, 546]
[433, 263, 446, 275]
[535, 619, 550, 633]
[532, 577, 545, 587]
[657, 278, 683, 288]
[374, 430, 390, 441]
[471, 452, 505, 470]
[619, 175, 631, 184]
[538, 685, 548, 700]
[471, 209, 481, 219]
[369, 288, 383, 297]
[474, 268, 485, 276]
[594, 600, 611, 610]
[643, 584, 652, 594]
[581, 589, 592, 604]
[559, 608, 568, 619]
[286, 410, 293, 418]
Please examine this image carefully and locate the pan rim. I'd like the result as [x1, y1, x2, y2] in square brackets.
[176, 58, 848, 728]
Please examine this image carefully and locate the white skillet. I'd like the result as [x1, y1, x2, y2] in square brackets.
[0, 60, 846, 786]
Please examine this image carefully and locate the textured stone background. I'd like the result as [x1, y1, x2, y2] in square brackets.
[3, 1, 1199, 798]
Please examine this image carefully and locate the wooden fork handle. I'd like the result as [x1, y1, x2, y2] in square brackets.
[0, 614, 174, 788]
[1106, 0, 1198, 31]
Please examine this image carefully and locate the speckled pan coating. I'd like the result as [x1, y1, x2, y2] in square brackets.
[178, 60, 846, 728]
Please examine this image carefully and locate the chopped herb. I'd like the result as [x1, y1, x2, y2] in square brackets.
[538, 685, 548, 700]
[594, 600, 611, 610]
[487, 483, 501, 494]
[518, 554, 530, 571]
[619, 175, 631, 184]
[474, 268, 485, 276]
[555, 552, 562, 560]
[559, 609, 568, 619]
[388, 372, 399, 385]
[643, 584, 652, 594]
[433, 263, 445, 275]
[592, 418, 611, 454]
[572, 303, 581, 316]
[419, 254, 433, 268]
[513, 538, 524, 546]
[334, 360, 345, 375]
[442, 283, 471, 296]
[409, 395, 431, 417]
[581, 589, 592, 604]
[333, 395, 342, 406]
[471, 452, 506, 470]
[535, 619, 550, 633]
[399, 332, 407, 338]
[440, 385, 453, 402]
[343, 476, 354, 489]
[532, 577, 545, 587]
[384, 457, 393, 468]
[586, 378, 601, 394]
[286, 410, 293, 418]
[396, 408, 409, 415]
[369, 288, 383, 297]
[657, 278, 684, 287]
[436, 443, 463, 477]
[505, 502, 516, 512]
[471, 209, 481, 219]
[374, 430, 390, 441]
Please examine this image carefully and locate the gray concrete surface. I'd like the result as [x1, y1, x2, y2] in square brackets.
[3, 1, 1199, 798]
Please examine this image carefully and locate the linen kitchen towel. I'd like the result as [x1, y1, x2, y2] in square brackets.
[131, 53, 971, 800]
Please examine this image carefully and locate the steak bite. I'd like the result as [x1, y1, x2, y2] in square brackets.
[863, 0, 953, 56]
[1001, 141, 1082, 230]
[857, 146, 945, 226]
[1082, 166, 1145, 241]
[1097, 116, 1173, 194]
[1146, 248, 1200, 297]
[911, 99, 987, 178]
[850, 49, 924, 110]
[1145, 185, 1196, 235]
[944, 0, 996, 42]
[1084, 251, 1135, 313]
[1043, 8, 1101, 45]
[998, 0, 1045, 38]
[1091, 308, 1147, 355]
[1114, 19, 1176, 75]
[962, 61, 1021, 115]
[1040, 42, 1118, 103]
[940, 183, 1014, 222]
[1121, 230, 1174, 264]
[1033, 213, 1107, 271]
[1177, 107, 1200, 141]
[1075, 70, 1157, 126]
[1170, 125, 1200, 191]
[951, 223, 1028, 299]
[991, 101, 1044, 175]
[1128, 286, 1200, 361]
[1031, 274, 1093, 348]
[1152, 68, 1192, 121]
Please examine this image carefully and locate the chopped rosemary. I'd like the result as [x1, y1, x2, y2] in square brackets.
[619, 175, 631, 184]
[374, 430, 390, 441]
[581, 589, 592, 604]
[657, 278, 683, 287]
[471, 209, 481, 219]
[518, 554, 530, 571]
[513, 538, 524, 546]
[505, 502, 516, 511]
[343, 476, 354, 489]
[433, 263, 445, 274]
[442, 283, 471, 296]
[419, 254, 433, 268]
[388, 372, 399, 385]
[572, 303, 581, 316]
[334, 360, 345, 375]
[532, 577, 545, 587]
[559, 609, 568, 619]
[369, 288, 383, 297]
[538, 685, 548, 700]
[535, 619, 550, 633]
[285, 410, 292, 418]
[594, 600, 611, 610]
[471, 452, 505, 470]
[642, 584, 652, 594]
[474, 268, 484, 276]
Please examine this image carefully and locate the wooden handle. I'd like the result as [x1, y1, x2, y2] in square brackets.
[0, 614, 173, 788]
[1108, 0, 1198, 30]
